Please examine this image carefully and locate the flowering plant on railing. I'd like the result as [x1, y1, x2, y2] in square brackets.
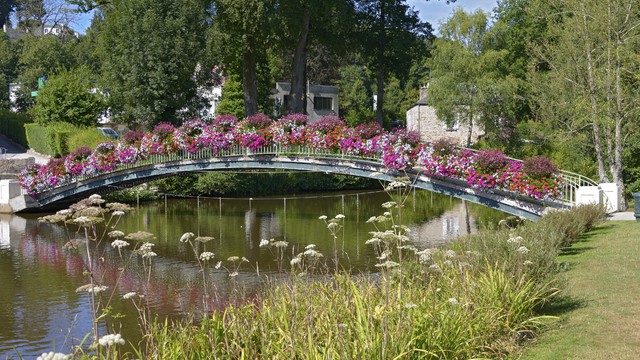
[380, 129, 421, 170]
[270, 113, 308, 146]
[236, 113, 273, 151]
[88, 142, 119, 173]
[18, 113, 566, 202]
[175, 118, 207, 154]
[140, 123, 179, 155]
[306, 115, 347, 150]
[64, 146, 92, 176]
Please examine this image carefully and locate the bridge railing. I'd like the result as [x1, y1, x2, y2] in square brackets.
[35, 144, 594, 209]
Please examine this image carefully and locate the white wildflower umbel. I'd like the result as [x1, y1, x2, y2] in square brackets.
[98, 333, 125, 347]
[448, 297, 459, 305]
[37, 352, 70, 360]
[111, 239, 129, 250]
[122, 292, 137, 300]
[108, 230, 125, 238]
[335, 214, 345, 219]
[259, 239, 270, 247]
[180, 232, 195, 243]
[516, 246, 530, 255]
[200, 251, 215, 262]
[290, 257, 302, 266]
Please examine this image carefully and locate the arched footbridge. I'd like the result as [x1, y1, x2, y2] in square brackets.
[18, 146, 597, 219]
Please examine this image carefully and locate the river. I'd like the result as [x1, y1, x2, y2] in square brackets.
[0, 190, 506, 358]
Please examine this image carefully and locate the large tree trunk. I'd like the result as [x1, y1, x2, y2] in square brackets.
[581, 4, 609, 182]
[375, 0, 385, 125]
[242, 35, 259, 117]
[288, 10, 311, 114]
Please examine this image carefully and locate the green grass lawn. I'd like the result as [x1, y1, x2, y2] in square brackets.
[518, 221, 640, 359]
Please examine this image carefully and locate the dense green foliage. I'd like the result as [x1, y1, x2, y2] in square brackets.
[0, 109, 31, 146]
[152, 171, 380, 197]
[29, 66, 106, 126]
[97, 0, 209, 127]
[24, 121, 78, 156]
[66, 126, 111, 151]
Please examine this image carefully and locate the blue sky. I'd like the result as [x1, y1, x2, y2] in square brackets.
[72, 1, 498, 35]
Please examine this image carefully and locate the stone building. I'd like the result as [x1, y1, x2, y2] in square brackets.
[273, 82, 339, 122]
[406, 86, 485, 145]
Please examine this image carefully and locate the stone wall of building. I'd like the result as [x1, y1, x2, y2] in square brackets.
[405, 86, 485, 145]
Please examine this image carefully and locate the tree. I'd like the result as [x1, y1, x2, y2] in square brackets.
[97, 0, 208, 128]
[216, 74, 245, 119]
[356, 0, 432, 125]
[528, 0, 640, 208]
[0, 0, 17, 28]
[211, 0, 275, 118]
[29, 65, 106, 126]
[428, 9, 503, 147]
[0, 34, 19, 109]
[14, 0, 77, 35]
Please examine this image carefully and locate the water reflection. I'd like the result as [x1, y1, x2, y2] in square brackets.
[0, 191, 505, 358]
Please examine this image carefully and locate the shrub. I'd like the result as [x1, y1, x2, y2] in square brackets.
[432, 137, 457, 156]
[523, 156, 559, 179]
[67, 127, 109, 152]
[0, 109, 32, 147]
[475, 149, 509, 172]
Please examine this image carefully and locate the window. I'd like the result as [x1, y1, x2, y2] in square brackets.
[314, 96, 333, 111]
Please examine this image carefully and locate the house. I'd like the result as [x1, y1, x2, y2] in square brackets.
[406, 86, 485, 145]
[2, 23, 79, 40]
[273, 82, 339, 122]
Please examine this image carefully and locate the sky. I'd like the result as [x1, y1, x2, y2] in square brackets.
[72, 0, 498, 35]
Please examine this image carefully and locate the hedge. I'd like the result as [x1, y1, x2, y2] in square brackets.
[0, 110, 32, 147]
[24, 122, 76, 157]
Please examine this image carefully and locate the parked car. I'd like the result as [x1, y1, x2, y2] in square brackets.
[97, 127, 119, 140]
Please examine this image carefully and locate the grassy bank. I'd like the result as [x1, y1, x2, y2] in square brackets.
[37, 197, 605, 359]
[518, 221, 640, 359]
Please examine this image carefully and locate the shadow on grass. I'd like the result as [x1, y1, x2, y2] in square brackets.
[540, 293, 587, 317]
[558, 246, 595, 257]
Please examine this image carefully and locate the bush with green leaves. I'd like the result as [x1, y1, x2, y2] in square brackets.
[29, 66, 107, 127]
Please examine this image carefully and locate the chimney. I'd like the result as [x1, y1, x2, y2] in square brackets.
[419, 84, 429, 101]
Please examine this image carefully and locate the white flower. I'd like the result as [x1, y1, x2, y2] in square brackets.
[375, 260, 400, 269]
[89, 194, 102, 201]
[227, 256, 240, 262]
[229, 271, 238, 277]
[383, 211, 391, 217]
[366, 216, 377, 223]
[448, 297, 459, 305]
[445, 250, 456, 258]
[73, 216, 91, 224]
[443, 260, 453, 267]
[303, 249, 322, 257]
[142, 251, 157, 258]
[215, 261, 222, 269]
[139, 242, 154, 252]
[242, 257, 249, 263]
[123, 292, 137, 300]
[382, 201, 397, 209]
[428, 264, 441, 273]
[507, 236, 522, 244]
[318, 215, 328, 220]
[112, 210, 125, 216]
[523, 260, 534, 266]
[335, 214, 345, 219]
[517, 246, 530, 255]
[37, 352, 70, 360]
[98, 333, 125, 347]
[200, 252, 215, 262]
[108, 230, 125, 238]
[365, 238, 382, 245]
[89, 285, 108, 294]
[404, 303, 418, 309]
[290, 257, 301, 266]
[111, 240, 129, 249]
[273, 241, 288, 248]
[259, 239, 270, 247]
[305, 244, 316, 250]
[56, 209, 72, 216]
[180, 232, 195, 243]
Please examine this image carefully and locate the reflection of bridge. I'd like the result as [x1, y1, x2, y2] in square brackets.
[16, 146, 598, 219]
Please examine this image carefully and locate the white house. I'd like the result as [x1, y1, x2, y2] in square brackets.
[273, 82, 339, 122]
[406, 86, 485, 145]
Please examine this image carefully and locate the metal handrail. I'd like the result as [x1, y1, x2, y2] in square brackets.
[32, 144, 593, 208]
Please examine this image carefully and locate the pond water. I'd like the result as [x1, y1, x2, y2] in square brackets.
[0, 190, 506, 358]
